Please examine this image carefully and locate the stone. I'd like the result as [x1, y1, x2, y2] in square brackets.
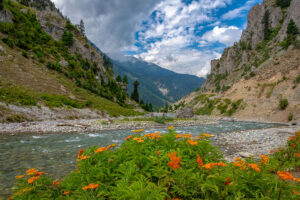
[291, 121, 297, 126]
[0, 44, 6, 53]
[59, 60, 68, 67]
[240, 152, 254, 158]
[176, 107, 194, 118]
[7, 55, 13, 60]
[0, 10, 13, 23]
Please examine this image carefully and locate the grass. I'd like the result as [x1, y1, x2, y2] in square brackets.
[9, 128, 300, 199]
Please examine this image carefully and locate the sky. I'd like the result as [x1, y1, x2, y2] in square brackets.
[52, 0, 262, 77]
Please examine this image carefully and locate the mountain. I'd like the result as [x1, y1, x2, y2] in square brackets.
[176, 0, 300, 122]
[112, 57, 205, 107]
[0, 0, 141, 122]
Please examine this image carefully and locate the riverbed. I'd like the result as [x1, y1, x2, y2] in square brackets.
[0, 121, 298, 197]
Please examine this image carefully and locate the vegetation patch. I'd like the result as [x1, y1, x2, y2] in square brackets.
[10, 128, 300, 199]
[279, 98, 289, 110]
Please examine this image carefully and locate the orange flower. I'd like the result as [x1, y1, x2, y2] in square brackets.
[292, 190, 299, 195]
[187, 139, 198, 146]
[175, 134, 182, 138]
[200, 133, 213, 138]
[233, 157, 247, 170]
[269, 150, 274, 154]
[133, 129, 144, 133]
[133, 137, 144, 143]
[106, 144, 116, 150]
[248, 163, 260, 172]
[202, 162, 226, 170]
[77, 155, 90, 161]
[125, 135, 133, 140]
[167, 126, 174, 130]
[290, 136, 296, 141]
[224, 178, 232, 185]
[184, 133, 192, 138]
[28, 176, 40, 184]
[82, 183, 99, 190]
[277, 171, 294, 181]
[171, 198, 180, 200]
[295, 153, 300, 158]
[8, 197, 13, 200]
[196, 155, 203, 166]
[259, 154, 269, 165]
[15, 175, 25, 179]
[64, 191, 71, 195]
[194, 136, 203, 139]
[35, 172, 45, 177]
[95, 147, 106, 153]
[78, 149, 84, 158]
[291, 143, 296, 148]
[298, 139, 300, 144]
[156, 151, 161, 155]
[144, 132, 162, 139]
[26, 168, 39, 176]
[52, 180, 59, 186]
[168, 152, 181, 170]
[202, 163, 214, 170]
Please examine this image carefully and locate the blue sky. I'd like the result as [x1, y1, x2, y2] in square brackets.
[53, 0, 262, 77]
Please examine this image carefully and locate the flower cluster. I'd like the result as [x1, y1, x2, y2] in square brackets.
[168, 152, 181, 170]
[187, 139, 198, 146]
[202, 162, 226, 170]
[82, 183, 99, 190]
[233, 157, 247, 170]
[259, 154, 269, 165]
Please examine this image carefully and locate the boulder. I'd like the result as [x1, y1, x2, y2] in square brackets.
[176, 108, 194, 118]
[240, 152, 254, 158]
[0, 44, 6, 53]
[0, 10, 13, 23]
[59, 60, 68, 67]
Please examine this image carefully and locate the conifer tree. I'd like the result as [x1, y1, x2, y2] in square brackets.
[131, 80, 139, 103]
[123, 75, 128, 84]
[116, 75, 122, 82]
[287, 19, 299, 36]
[0, 0, 4, 10]
[263, 10, 270, 40]
[79, 19, 85, 35]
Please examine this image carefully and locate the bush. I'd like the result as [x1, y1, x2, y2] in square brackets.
[295, 74, 300, 83]
[288, 113, 293, 121]
[22, 50, 28, 58]
[276, 0, 292, 8]
[10, 128, 300, 199]
[279, 98, 289, 110]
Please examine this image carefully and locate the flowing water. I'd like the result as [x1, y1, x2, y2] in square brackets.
[0, 121, 283, 197]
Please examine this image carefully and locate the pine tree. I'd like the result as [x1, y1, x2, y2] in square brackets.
[287, 19, 299, 36]
[62, 31, 74, 46]
[263, 10, 270, 40]
[116, 75, 122, 82]
[79, 19, 85, 35]
[0, 0, 4, 9]
[131, 80, 139, 103]
[276, 0, 291, 8]
[123, 76, 128, 84]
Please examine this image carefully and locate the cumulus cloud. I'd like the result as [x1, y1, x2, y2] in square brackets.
[52, 0, 161, 55]
[222, 0, 259, 20]
[201, 26, 242, 46]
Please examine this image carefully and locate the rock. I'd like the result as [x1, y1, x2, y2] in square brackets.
[59, 60, 68, 67]
[20, 8, 28, 14]
[176, 108, 194, 118]
[7, 55, 13, 60]
[0, 10, 13, 23]
[0, 44, 6, 53]
[240, 152, 254, 158]
[291, 121, 297, 126]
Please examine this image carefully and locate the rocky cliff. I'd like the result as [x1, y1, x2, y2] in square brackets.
[177, 0, 300, 122]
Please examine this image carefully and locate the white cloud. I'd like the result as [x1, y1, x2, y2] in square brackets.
[222, 0, 259, 20]
[201, 26, 242, 46]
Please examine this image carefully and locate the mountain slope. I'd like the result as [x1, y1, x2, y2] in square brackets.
[176, 0, 300, 122]
[0, 0, 140, 122]
[113, 57, 205, 107]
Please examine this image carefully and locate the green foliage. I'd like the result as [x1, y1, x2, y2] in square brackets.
[62, 30, 74, 46]
[10, 129, 300, 199]
[279, 98, 289, 110]
[0, 0, 3, 9]
[22, 50, 28, 58]
[46, 62, 62, 72]
[116, 75, 122, 82]
[131, 80, 140, 103]
[288, 113, 293, 121]
[281, 20, 300, 49]
[287, 19, 299, 36]
[6, 114, 29, 123]
[295, 74, 300, 84]
[276, 0, 292, 8]
[263, 10, 270, 40]
[123, 75, 128, 84]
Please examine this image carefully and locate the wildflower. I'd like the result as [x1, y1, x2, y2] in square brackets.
[156, 151, 161, 155]
[248, 163, 260, 172]
[82, 183, 99, 190]
[215, 162, 227, 167]
[133, 129, 144, 133]
[95, 147, 106, 153]
[187, 139, 198, 146]
[64, 191, 71, 195]
[171, 198, 180, 200]
[196, 155, 203, 166]
[183, 133, 192, 138]
[78, 149, 84, 158]
[167, 126, 174, 130]
[259, 154, 269, 165]
[15, 175, 25, 179]
[202, 162, 226, 170]
[194, 136, 203, 139]
[175, 134, 182, 138]
[277, 171, 294, 181]
[133, 137, 144, 143]
[269, 150, 274, 154]
[202, 163, 214, 170]
[144, 132, 162, 139]
[8, 197, 13, 200]
[125, 135, 133, 140]
[28, 176, 40, 184]
[290, 136, 296, 141]
[292, 190, 299, 195]
[106, 144, 116, 150]
[26, 168, 39, 176]
[78, 155, 90, 161]
[224, 178, 232, 185]
[291, 143, 296, 148]
[298, 139, 300, 144]
[295, 153, 300, 158]
[168, 152, 181, 170]
[233, 157, 247, 170]
[35, 172, 45, 177]
[200, 133, 213, 138]
[52, 180, 59, 186]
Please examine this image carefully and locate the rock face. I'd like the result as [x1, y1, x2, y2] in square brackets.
[0, 10, 13, 22]
[0, 44, 6, 53]
[176, 108, 194, 118]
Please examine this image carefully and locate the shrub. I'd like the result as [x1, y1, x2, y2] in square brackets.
[276, 0, 291, 8]
[295, 74, 300, 83]
[288, 113, 293, 121]
[279, 98, 289, 110]
[22, 50, 28, 58]
[10, 128, 300, 199]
